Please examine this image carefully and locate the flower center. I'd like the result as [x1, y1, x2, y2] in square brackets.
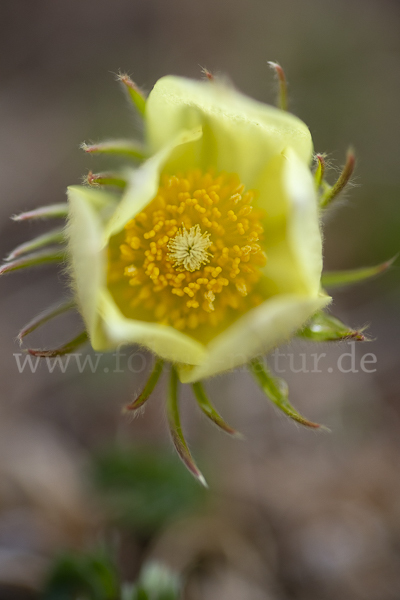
[168, 225, 212, 272]
[107, 168, 267, 339]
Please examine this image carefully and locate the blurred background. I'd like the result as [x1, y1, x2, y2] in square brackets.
[0, 0, 400, 598]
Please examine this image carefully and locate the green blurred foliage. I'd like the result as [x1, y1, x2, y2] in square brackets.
[122, 563, 181, 600]
[42, 551, 119, 600]
[91, 446, 206, 535]
[42, 553, 181, 600]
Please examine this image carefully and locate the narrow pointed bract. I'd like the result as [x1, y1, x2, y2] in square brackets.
[200, 67, 215, 81]
[12, 204, 69, 221]
[321, 256, 397, 288]
[81, 140, 147, 160]
[167, 367, 207, 486]
[320, 148, 355, 208]
[6, 227, 65, 261]
[18, 299, 76, 343]
[268, 61, 288, 111]
[298, 311, 366, 342]
[192, 381, 241, 437]
[249, 358, 321, 428]
[314, 154, 326, 189]
[87, 171, 127, 189]
[124, 358, 164, 413]
[0, 249, 65, 275]
[28, 331, 89, 357]
[117, 73, 146, 117]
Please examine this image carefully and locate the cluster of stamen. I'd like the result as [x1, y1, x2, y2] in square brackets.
[107, 169, 266, 338]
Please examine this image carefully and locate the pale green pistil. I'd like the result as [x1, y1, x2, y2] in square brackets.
[168, 225, 212, 272]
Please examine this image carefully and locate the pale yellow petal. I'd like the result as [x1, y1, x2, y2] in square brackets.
[95, 290, 207, 364]
[66, 186, 109, 347]
[283, 148, 323, 295]
[177, 293, 331, 383]
[146, 76, 313, 186]
[103, 128, 202, 242]
[256, 149, 323, 296]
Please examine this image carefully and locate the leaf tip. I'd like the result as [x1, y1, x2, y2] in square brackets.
[197, 472, 208, 488]
[380, 254, 398, 272]
[267, 61, 288, 111]
[200, 66, 215, 81]
[319, 424, 331, 433]
[80, 142, 90, 153]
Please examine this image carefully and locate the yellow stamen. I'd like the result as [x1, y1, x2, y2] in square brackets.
[107, 168, 266, 340]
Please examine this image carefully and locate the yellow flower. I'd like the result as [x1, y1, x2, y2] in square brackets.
[5, 68, 385, 484]
[68, 75, 329, 383]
